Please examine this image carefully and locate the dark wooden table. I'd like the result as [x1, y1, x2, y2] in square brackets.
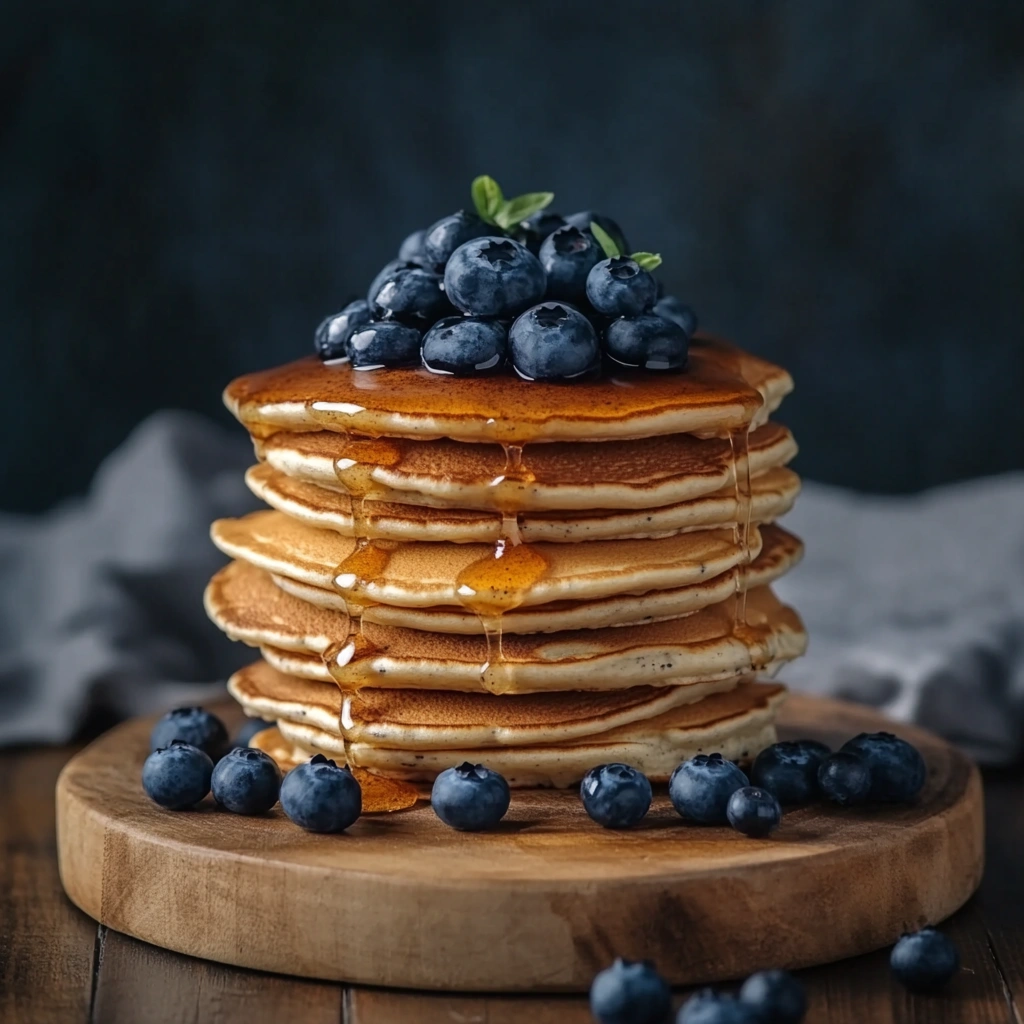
[2, 743, 1022, 1024]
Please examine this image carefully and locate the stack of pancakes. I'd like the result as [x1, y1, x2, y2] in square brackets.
[205, 338, 807, 787]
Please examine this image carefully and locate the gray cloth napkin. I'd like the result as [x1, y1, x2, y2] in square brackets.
[2, 411, 1022, 764]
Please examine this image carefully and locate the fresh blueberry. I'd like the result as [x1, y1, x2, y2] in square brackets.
[565, 211, 629, 253]
[368, 266, 449, 322]
[817, 752, 871, 805]
[587, 257, 658, 316]
[654, 296, 699, 336]
[422, 316, 507, 376]
[739, 970, 807, 1023]
[513, 209, 567, 254]
[366, 259, 417, 306]
[840, 732, 926, 803]
[669, 753, 749, 824]
[235, 717, 274, 747]
[211, 746, 282, 815]
[422, 210, 491, 271]
[280, 753, 362, 832]
[538, 225, 605, 304]
[398, 228, 427, 264]
[314, 300, 372, 361]
[580, 763, 653, 829]
[890, 928, 960, 992]
[589, 958, 671, 1024]
[443, 236, 545, 317]
[150, 707, 229, 761]
[142, 740, 214, 810]
[678, 989, 760, 1024]
[508, 302, 600, 381]
[726, 786, 782, 838]
[348, 321, 422, 369]
[604, 314, 689, 371]
[751, 740, 831, 805]
[431, 762, 510, 831]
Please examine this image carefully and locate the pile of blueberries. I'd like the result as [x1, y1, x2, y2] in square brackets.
[313, 176, 698, 380]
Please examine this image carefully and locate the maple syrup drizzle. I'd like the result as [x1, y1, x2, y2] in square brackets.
[727, 424, 755, 640]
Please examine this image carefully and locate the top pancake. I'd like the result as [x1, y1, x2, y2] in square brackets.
[225, 338, 793, 443]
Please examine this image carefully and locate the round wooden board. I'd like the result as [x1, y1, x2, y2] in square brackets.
[56, 693, 984, 993]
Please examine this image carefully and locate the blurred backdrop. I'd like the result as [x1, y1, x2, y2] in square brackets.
[3, 0, 1024, 512]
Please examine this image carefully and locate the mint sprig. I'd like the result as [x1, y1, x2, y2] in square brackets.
[471, 175, 554, 231]
[590, 220, 662, 272]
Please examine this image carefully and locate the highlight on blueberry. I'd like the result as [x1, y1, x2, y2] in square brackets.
[890, 927, 960, 992]
[142, 740, 214, 810]
[314, 300, 372, 361]
[580, 763, 652, 829]
[348, 321, 422, 369]
[604, 313, 689, 371]
[422, 210, 491, 272]
[726, 785, 782, 838]
[280, 753, 362, 832]
[422, 316, 508, 376]
[678, 987, 760, 1023]
[589, 958, 671, 1024]
[509, 302, 600, 381]
[739, 970, 807, 1024]
[368, 266, 449, 322]
[397, 228, 427, 264]
[444, 236, 545, 317]
[431, 762, 510, 831]
[669, 752, 749, 824]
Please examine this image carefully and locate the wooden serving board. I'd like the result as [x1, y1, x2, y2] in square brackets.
[56, 694, 983, 993]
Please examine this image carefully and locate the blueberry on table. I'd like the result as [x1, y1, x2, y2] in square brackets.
[840, 731, 926, 803]
[751, 739, 831, 805]
[580, 763, 653, 829]
[398, 228, 427, 264]
[422, 316, 508, 376]
[280, 754, 362, 832]
[669, 752, 749, 824]
[513, 209, 567, 253]
[726, 786, 782, 838]
[366, 258, 418, 306]
[509, 302, 600, 381]
[348, 321, 422, 369]
[654, 296, 699, 336]
[211, 746, 282, 815]
[739, 970, 807, 1023]
[314, 300, 372, 361]
[538, 225, 604, 303]
[444, 237, 545, 317]
[604, 314, 689, 371]
[589, 958, 671, 1024]
[565, 211, 629, 253]
[431, 762, 510, 831]
[817, 751, 871, 805]
[586, 257, 658, 316]
[150, 707, 229, 761]
[142, 741, 214, 810]
[890, 928, 960, 991]
[678, 989, 760, 1023]
[422, 210, 491, 271]
[368, 266, 449, 322]
[235, 717, 274, 747]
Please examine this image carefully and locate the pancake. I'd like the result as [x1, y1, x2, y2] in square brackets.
[228, 659, 744, 749]
[210, 510, 764, 612]
[245, 463, 801, 543]
[267, 524, 804, 633]
[205, 565, 807, 693]
[269, 681, 787, 788]
[255, 422, 797, 513]
[224, 338, 793, 443]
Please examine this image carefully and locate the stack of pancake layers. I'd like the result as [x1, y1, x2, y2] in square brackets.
[206, 338, 807, 788]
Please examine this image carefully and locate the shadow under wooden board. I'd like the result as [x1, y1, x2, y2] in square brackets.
[55, 693, 984, 993]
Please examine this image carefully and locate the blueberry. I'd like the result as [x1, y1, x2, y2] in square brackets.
[739, 970, 807, 1024]
[422, 210, 491, 271]
[422, 316, 507, 376]
[565, 211, 629, 253]
[431, 762, 510, 831]
[235, 717, 274, 747]
[211, 746, 282, 815]
[751, 740, 831, 805]
[348, 321, 422, 369]
[398, 228, 427, 263]
[444, 236, 546, 317]
[726, 786, 782, 838]
[589, 958, 671, 1024]
[669, 753, 749, 824]
[538, 225, 605, 304]
[817, 752, 871, 805]
[314, 300, 372, 361]
[280, 753, 362, 832]
[513, 209, 567, 254]
[368, 266, 449, 322]
[150, 707, 229, 761]
[654, 296, 699, 336]
[587, 257, 658, 316]
[840, 731, 926, 803]
[604, 314, 689, 371]
[367, 259, 418, 306]
[580, 763, 653, 829]
[890, 928, 960, 992]
[142, 740, 214, 810]
[678, 989, 760, 1024]
[508, 302, 600, 381]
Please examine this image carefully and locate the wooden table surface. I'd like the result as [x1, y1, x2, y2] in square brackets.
[2, 743, 1022, 1024]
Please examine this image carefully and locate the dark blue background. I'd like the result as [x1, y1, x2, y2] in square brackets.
[4, 0, 1023, 511]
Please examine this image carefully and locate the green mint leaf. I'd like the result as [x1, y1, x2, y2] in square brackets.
[471, 176, 504, 225]
[590, 221, 620, 259]
[494, 191, 555, 230]
[631, 251, 663, 272]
